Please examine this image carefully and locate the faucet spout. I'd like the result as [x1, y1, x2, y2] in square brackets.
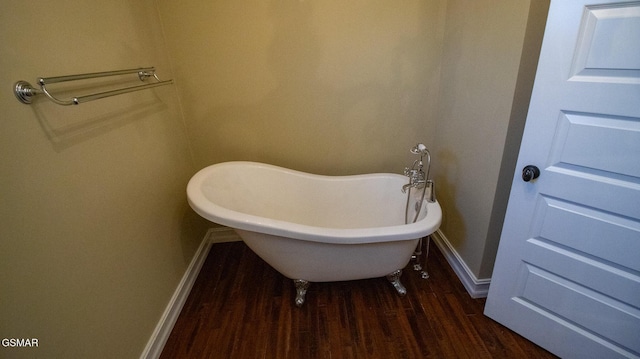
[401, 183, 414, 193]
[402, 178, 426, 193]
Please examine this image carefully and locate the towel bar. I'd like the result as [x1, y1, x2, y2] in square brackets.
[14, 67, 173, 106]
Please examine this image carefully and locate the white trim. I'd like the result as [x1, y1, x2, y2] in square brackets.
[140, 227, 237, 359]
[431, 230, 491, 298]
[205, 226, 241, 243]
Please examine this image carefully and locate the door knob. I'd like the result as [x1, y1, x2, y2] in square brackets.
[522, 165, 540, 182]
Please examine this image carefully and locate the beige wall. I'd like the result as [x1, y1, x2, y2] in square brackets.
[0, 1, 207, 358]
[432, 0, 545, 279]
[156, 0, 447, 175]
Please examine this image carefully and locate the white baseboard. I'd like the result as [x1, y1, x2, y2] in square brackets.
[431, 230, 491, 298]
[140, 227, 238, 359]
[204, 226, 241, 243]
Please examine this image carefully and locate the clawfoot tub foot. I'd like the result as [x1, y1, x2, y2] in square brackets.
[386, 270, 407, 296]
[293, 279, 310, 307]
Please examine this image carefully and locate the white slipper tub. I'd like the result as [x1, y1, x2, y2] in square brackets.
[187, 161, 442, 306]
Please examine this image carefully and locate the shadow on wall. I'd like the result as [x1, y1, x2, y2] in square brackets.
[199, 0, 433, 175]
[28, 93, 168, 152]
[179, 202, 211, 264]
[434, 148, 466, 247]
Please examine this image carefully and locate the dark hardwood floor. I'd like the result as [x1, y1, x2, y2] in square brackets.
[160, 240, 557, 358]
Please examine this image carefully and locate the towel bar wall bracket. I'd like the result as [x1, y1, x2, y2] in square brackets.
[13, 67, 173, 106]
[14, 81, 37, 104]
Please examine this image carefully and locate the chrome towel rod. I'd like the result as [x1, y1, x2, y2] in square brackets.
[14, 67, 173, 106]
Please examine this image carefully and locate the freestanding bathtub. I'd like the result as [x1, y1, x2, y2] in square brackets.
[187, 161, 442, 306]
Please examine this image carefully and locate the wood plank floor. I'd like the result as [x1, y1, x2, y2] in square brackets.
[160, 240, 557, 359]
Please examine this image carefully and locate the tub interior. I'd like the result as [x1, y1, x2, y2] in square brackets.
[199, 163, 427, 229]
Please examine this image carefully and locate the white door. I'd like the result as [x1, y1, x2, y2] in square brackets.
[484, 1, 640, 358]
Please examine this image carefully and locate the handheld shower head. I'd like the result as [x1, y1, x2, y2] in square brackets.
[410, 143, 429, 156]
